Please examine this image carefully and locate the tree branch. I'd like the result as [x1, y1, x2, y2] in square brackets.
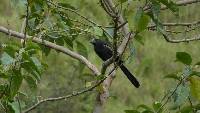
[100, 0, 134, 55]
[144, 0, 200, 12]
[161, 0, 200, 10]
[93, 0, 134, 113]
[148, 20, 200, 29]
[0, 26, 101, 76]
[23, 74, 110, 113]
[162, 34, 200, 43]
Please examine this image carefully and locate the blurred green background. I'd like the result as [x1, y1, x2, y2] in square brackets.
[0, 0, 200, 113]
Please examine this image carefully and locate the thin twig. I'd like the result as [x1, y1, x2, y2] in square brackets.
[113, 16, 119, 65]
[148, 20, 200, 29]
[100, 0, 115, 17]
[162, 34, 200, 43]
[188, 96, 196, 113]
[47, 0, 113, 38]
[144, 0, 200, 12]
[46, 0, 96, 25]
[116, 21, 127, 30]
[156, 75, 188, 113]
[22, 1, 29, 47]
[99, 0, 120, 75]
[23, 66, 117, 113]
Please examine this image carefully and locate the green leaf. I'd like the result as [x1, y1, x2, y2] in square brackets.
[178, 106, 193, 113]
[76, 41, 88, 58]
[93, 27, 103, 36]
[127, 9, 135, 31]
[24, 76, 37, 92]
[152, 101, 162, 113]
[104, 28, 114, 39]
[63, 35, 73, 49]
[164, 73, 180, 80]
[8, 101, 20, 113]
[134, 8, 143, 24]
[134, 8, 150, 32]
[1, 52, 15, 66]
[57, 11, 73, 26]
[0, 84, 8, 96]
[21, 62, 41, 81]
[25, 41, 41, 55]
[0, 69, 9, 78]
[190, 71, 200, 77]
[173, 84, 190, 107]
[25, 40, 40, 51]
[2, 44, 19, 57]
[31, 57, 42, 70]
[96, 74, 105, 80]
[137, 104, 153, 111]
[124, 110, 140, 113]
[176, 52, 192, 65]
[150, 0, 161, 19]
[21, 53, 42, 81]
[148, 1, 167, 37]
[76, 41, 88, 73]
[55, 38, 65, 46]
[190, 77, 200, 101]
[9, 73, 23, 99]
[39, 45, 51, 56]
[157, 0, 179, 15]
[137, 14, 150, 32]
[135, 34, 144, 45]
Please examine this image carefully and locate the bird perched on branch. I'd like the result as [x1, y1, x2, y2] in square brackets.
[90, 38, 140, 88]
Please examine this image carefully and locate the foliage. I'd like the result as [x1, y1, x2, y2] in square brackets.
[125, 52, 200, 113]
[0, 0, 200, 113]
[0, 41, 46, 112]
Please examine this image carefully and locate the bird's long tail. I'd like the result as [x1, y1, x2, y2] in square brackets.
[120, 64, 140, 88]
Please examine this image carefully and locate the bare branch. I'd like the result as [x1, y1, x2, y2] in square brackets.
[99, 0, 120, 75]
[0, 26, 101, 76]
[93, 0, 134, 113]
[148, 20, 200, 28]
[22, 1, 29, 47]
[161, 0, 200, 10]
[23, 62, 116, 113]
[100, 0, 115, 17]
[93, 65, 116, 113]
[23, 74, 110, 113]
[188, 96, 196, 113]
[144, 0, 200, 12]
[101, 0, 134, 55]
[162, 34, 200, 43]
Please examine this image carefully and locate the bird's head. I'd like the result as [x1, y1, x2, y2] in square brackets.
[90, 38, 111, 48]
[90, 38, 102, 45]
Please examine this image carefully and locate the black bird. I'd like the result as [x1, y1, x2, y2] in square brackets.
[90, 38, 140, 88]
